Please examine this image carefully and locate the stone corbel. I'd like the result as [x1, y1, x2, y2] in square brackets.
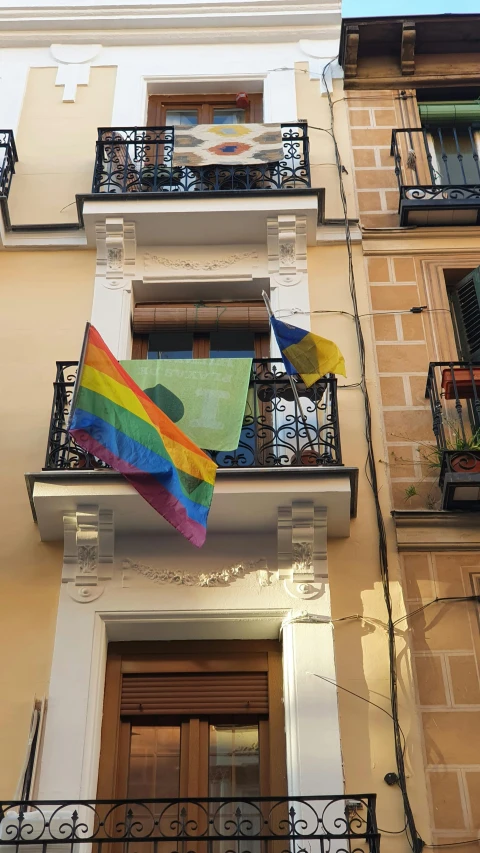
[267, 215, 307, 288]
[278, 502, 327, 586]
[401, 22, 416, 76]
[63, 505, 114, 602]
[95, 218, 136, 290]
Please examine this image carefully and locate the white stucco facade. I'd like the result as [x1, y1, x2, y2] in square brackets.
[1, 0, 355, 813]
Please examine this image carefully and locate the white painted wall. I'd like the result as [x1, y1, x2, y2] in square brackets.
[38, 532, 344, 801]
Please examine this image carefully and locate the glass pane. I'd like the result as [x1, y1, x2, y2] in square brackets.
[148, 331, 193, 359]
[213, 109, 246, 125]
[128, 725, 181, 800]
[166, 109, 199, 127]
[210, 330, 255, 358]
[209, 724, 260, 798]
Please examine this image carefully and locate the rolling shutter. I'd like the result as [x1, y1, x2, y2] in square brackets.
[132, 303, 269, 334]
[419, 102, 480, 125]
[450, 267, 480, 361]
[121, 672, 269, 716]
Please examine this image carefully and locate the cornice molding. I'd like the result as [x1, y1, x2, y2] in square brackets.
[361, 226, 480, 256]
[393, 510, 480, 552]
[0, 1, 340, 45]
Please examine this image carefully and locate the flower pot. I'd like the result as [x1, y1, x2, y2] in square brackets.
[441, 368, 480, 400]
[449, 451, 480, 474]
[291, 449, 320, 466]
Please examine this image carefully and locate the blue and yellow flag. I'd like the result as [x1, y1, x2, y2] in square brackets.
[271, 316, 346, 387]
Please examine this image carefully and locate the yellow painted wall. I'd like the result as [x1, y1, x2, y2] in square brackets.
[0, 250, 95, 794]
[295, 63, 357, 222]
[8, 67, 117, 226]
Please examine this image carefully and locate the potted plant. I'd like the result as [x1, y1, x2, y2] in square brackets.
[404, 424, 480, 504]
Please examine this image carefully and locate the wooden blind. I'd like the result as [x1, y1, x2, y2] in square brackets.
[121, 672, 268, 716]
[132, 303, 269, 334]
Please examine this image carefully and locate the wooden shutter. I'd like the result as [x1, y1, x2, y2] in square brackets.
[121, 672, 268, 715]
[450, 267, 480, 360]
[132, 302, 269, 334]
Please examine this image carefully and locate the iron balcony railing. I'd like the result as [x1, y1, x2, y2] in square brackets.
[0, 796, 380, 853]
[426, 362, 480, 483]
[45, 359, 342, 470]
[391, 126, 480, 206]
[0, 130, 17, 198]
[92, 125, 310, 194]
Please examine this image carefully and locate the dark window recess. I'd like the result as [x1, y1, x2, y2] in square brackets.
[148, 331, 194, 359]
[147, 330, 257, 359]
[449, 266, 480, 360]
[210, 330, 255, 358]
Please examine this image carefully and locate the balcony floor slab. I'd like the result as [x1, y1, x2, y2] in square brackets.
[79, 190, 321, 247]
[26, 467, 357, 542]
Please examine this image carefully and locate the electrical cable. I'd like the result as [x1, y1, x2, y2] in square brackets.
[319, 55, 423, 853]
[311, 673, 407, 755]
[393, 596, 480, 627]
[351, 808, 409, 836]
[424, 840, 480, 849]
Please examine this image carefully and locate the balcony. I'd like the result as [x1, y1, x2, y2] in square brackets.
[0, 130, 17, 228]
[0, 796, 380, 853]
[27, 359, 357, 541]
[391, 127, 480, 226]
[45, 359, 341, 471]
[426, 362, 480, 510]
[92, 124, 311, 195]
[80, 124, 319, 246]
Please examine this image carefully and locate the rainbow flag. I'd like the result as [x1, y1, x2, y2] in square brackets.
[270, 316, 346, 387]
[68, 325, 217, 547]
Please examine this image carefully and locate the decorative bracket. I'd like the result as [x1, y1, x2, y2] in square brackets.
[343, 25, 359, 79]
[267, 215, 307, 288]
[63, 505, 114, 602]
[401, 22, 416, 76]
[277, 502, 327, 582]
[95, 218, 136, 290]
[50, 44, 102, 102]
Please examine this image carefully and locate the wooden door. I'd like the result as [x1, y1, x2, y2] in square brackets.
[98, 641, 286, 800]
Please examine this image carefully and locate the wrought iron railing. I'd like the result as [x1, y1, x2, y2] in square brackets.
[0, 130, 17, 198]
[0, 796, 380, 853]
[391, 127, 480, 204]
[44, 359, 341, 470]
[92, 125, 310, 194]
[425, 362, 480, 482]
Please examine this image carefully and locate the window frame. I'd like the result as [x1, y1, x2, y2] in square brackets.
[147, 93, 264, 126]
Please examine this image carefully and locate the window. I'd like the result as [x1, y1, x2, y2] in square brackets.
[418, 99, 480, 185]
[132, 302, 270, 360]
[147, 94, 263, 126]
[448, 266, 480, 360]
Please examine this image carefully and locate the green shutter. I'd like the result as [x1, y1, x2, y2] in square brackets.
[450, 267, 480, 361]
[419, 102, 480, 125]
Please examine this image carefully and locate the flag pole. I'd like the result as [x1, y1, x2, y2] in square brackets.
[261, 290, 308, 424]
[67, 321, 91, 431]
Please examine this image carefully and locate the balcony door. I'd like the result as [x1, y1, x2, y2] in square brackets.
[97, 641, 287, 802]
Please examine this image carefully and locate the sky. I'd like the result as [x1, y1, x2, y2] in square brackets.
[342, 0, 479, 15]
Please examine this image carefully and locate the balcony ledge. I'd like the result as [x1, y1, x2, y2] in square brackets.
[393, 508, 480, 551]
[26, 466, 358, 542]
[78, 190, 322, 247]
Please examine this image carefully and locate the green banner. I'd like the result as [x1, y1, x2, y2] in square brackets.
[121, 358, 252, 452]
